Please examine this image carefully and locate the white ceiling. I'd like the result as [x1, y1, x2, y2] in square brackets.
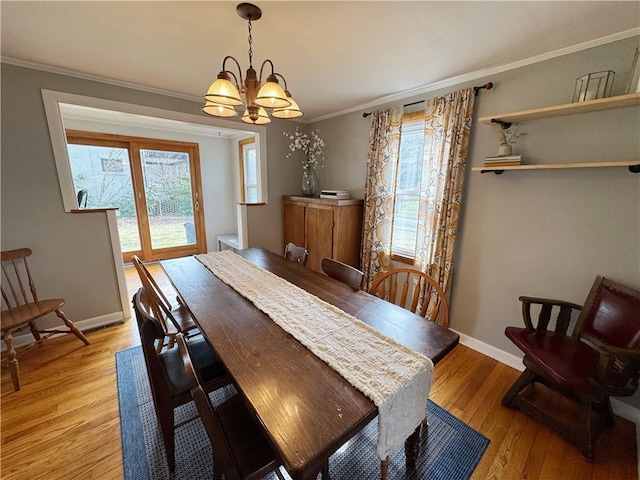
[2, 1, 639, 122]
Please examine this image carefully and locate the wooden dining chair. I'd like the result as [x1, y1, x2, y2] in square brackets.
[369, 267, 449, 328]
[283, 242, 308, 266]
[502, 276, 640, 461]
[176, 333, 287, 480]
[321, 257, 364, 290]
[1, 247, 90, 391]
[133, 288, 232, 473]
[131, 255, 199, 351]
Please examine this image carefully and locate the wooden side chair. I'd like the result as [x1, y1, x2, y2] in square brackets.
[132, 288, 231, 473]
[369, 267, 449, 328]
[1, 247, 90, 391]
[176, 333, 287, 480]
[283, 242, 308, 266]
[502, 276, 640, 461]
[321, 257, 364, 290]
[131, 255, 199, 351]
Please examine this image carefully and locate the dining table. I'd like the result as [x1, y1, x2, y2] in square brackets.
[160, 247, 459, 480]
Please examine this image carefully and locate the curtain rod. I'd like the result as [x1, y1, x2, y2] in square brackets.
[362, 82, 493, 118]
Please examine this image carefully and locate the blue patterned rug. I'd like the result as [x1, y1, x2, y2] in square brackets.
[117, 346, 489, 480]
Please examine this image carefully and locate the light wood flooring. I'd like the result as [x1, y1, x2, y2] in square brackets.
[1, 266, 636, 479]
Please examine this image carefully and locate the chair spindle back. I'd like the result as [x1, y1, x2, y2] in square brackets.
[369, 267, 449, 327]
[1, 248, 39, 311]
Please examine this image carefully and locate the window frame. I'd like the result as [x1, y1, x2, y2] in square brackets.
[65, 129, 207, 262]
[390, 111, 426, 264]
[238, 136, 259, 204]
[41, 89, 270, 212]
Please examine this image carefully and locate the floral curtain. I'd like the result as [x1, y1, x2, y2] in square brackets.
[361, 88, 475, 314]
[361, 106, 404, 289]
[414, 88, 475, 297]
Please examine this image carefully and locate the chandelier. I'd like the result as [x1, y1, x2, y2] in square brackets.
[203, 3, 303, 124]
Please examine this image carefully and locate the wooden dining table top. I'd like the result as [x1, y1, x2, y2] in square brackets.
[160, 248, 459, 479]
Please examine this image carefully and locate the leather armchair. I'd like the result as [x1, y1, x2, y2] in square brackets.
[502, 275, 640, 461]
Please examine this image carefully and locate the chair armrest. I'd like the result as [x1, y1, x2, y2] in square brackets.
[518, 296, 582, 333]
[588, 338, 640, 396]
[593, 339, 640, 361]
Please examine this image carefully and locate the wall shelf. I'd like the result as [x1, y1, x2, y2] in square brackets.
[473, 161, 640, 174]
[478, 93, 640, 124]
[477, 93, 640, 174]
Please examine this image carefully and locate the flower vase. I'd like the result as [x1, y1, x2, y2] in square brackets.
[497, 143, 513, 157]
[300, 167, 319, 197]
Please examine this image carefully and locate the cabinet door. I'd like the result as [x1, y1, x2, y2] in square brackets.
[283, 201, 305, 252]
[305, 206, 334, 272]
[334, 204, 363, 268]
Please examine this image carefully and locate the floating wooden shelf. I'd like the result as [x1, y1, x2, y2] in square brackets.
[473, 161, 640, 174]
[479, 93, 640, 124]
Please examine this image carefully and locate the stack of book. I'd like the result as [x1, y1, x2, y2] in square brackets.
[484, 154, 522, 167]
[320, 189, 350, 200]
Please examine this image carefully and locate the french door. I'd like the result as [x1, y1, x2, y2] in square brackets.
[65, 130, 206, 262]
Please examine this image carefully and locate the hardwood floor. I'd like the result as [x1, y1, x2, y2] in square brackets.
[1, 266, 636, 479]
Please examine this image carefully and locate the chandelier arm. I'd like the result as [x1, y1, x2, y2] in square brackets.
[273, 73, 288, 92]
[257, 59, 275, 83]
[222, 55, 245, 88]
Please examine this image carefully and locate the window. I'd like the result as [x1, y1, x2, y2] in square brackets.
[238, 137, 258, 203]
[66, 130, 206, 262]
[391, 112, 426, 261]
[101, 156, 125, 173]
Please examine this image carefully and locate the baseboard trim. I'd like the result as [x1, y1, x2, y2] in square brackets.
[1, 311, 126, 351]
[453, 329, 525, 372]
[453, 328, 640, 472]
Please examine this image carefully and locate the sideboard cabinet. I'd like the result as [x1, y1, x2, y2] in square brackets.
[282, 195, 363, 273]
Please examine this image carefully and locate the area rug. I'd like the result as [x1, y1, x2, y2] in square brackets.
[116, 346, 489, 480]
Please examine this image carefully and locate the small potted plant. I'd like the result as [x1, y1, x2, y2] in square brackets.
[493, 123, 525, 157]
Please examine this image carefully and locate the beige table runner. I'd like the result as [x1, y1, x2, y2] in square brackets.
[195, 250, 433, 459]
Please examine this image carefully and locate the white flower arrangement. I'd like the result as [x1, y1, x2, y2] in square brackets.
[284, 127, 325, 172]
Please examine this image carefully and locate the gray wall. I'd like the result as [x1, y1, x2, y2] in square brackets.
[0, 64, 297, 324]
[311, 36, 640, 358]
[2, 36, 639, 398]
[246, 122, 312, 250]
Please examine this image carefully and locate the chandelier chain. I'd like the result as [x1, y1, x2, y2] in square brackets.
[203, 3, 302, 123]
[247, 19, 253, 68]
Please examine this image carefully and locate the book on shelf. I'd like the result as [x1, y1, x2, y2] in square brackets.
[484, 154, 522, 164]
[484, 154, 522, 168]
[483, 161, 521, 167]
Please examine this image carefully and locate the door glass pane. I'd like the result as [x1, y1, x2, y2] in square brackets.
[66, 143, 141, 252]
[139, 149, 195, 249]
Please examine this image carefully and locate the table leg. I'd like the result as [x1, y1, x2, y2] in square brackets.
[404, 424, 421, 470]
[320, 459, 331, 480]
[380, 456, 389, 480]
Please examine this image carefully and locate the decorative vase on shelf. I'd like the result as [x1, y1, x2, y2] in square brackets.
[300, 167, 319, 197]
[497, 143, 513, 157]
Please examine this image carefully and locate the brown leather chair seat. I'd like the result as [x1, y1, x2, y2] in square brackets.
[505, 327, 600, 392]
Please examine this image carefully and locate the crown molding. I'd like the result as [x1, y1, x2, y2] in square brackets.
[3, 27, 639, 124]
[310, 27, 640, 123]
[1, 56, 203, 104]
